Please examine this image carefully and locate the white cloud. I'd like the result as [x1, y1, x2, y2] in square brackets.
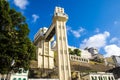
[80, 31, 110, 49]
[32, 14, 39, 22]
[14, 0, 29, 9]
[95, 28, 100, 33]
[104, 44, 120, 57]
[114, 21, 120, 25]
[67, 26, 71, 31]
[110, 37, 118, 43]
[67, 26, 85, 38]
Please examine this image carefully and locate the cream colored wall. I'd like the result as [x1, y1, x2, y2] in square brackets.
[82, 73, 115, 80]
[81, 50, 92, 59]
[37, 46, 54, 69]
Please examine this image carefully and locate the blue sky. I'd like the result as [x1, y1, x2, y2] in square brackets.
[9, 0, 120, 57]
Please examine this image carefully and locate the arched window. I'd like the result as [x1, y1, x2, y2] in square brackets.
[91, 76, 97, 80]
[13, 78, 16, 80]
[108, 77, 111, 80]
[23, 78, 26, 80]
[18, 78, 21, 80]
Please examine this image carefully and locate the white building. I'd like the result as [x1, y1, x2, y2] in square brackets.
[81, 72, 115, 80]
[69, 46, 92, 59]
[112, 55, 120, 67]
[81, 50, 92, 59]
[10, 68, 28, 80]
[70, 55, 89, 63]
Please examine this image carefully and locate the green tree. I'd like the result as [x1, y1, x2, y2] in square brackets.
[0, 0, 36, 74]
[73, 49, 81, 56]
[68, 48, 74, 55]
[68, 48, 81, 56]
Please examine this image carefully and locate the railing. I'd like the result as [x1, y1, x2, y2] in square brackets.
[70, 55, 89, 63]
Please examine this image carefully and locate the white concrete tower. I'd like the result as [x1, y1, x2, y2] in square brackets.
[34, 7, 71, 80]
[53, 7, 71, 80]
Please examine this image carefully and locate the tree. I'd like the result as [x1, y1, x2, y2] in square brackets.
[68, 48, 74, 55]
[0, 0, 36, 74]
[73, 49, 81, 56]
[68, 48, 81, 56]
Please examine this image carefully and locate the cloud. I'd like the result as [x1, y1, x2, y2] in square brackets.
[104, 44, 120, 57]
[14, 0, 29, 9]
[95, 28, 100, 33]
[67, 26, 85, 38]
[32, 14, 39, 22]
[114, 21, 120, 25]
[110, 37, 118, 43]
[80, 31, 110, 49]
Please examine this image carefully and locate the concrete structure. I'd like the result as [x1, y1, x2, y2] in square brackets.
[70, 55, 89, 63]
[112, 55, 120, 67]
[104, 57, 115, 67]
[81, 72, 115, 80]
[10, 68, 28, 80]
[34, 7, 71, 80]
[34, 27, 54, 69]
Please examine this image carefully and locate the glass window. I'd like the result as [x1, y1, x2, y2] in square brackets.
[18, 69, 22, 74]
[1, 78, 4, 80]
[111, 77, 114, 80]
[108, 77, 111, 80]
[23, 78, 26, 80]
[91, 76, 97, 80]
[98, 76, 103, 80]
[23, 70, 27, 73]
[13, 78, 16, 80]
[103, 77, 107, 80]
[18, 78, 21, 80]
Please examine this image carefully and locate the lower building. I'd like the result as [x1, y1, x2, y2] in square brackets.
[112, 55, 120, 67]
[10, 68, 28, 80]
[81, 72, 115, 80]
[70, 55, 89, 63]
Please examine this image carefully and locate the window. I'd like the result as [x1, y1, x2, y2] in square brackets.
[13, 78, 16, 80]
[111, 77, 114, 80]
[23, 70, 27, 73]
[18, 69, 22, 74]
[108, 77, 111, 80]
[18, 78, 21, 80]
[23, 78, 26, 80]
[1, 79, 4, 80]
[91, 76, 97, 80]
[103, 77, 107, 80]
[98, 76, 103, 80]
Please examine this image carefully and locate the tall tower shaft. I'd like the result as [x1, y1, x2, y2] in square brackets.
[53, 7, 71, 80]
[34, 7, 71, 80]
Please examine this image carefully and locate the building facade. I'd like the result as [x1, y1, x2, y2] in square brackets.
[34, 27, 54, 69]
[70, 55, 89, 63]
[81, 72, 115, 80]
[34, 7, 71, 80]
[10, 68, 28, 80]
[112, 55, 120, 67]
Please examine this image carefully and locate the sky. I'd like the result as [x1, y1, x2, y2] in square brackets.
[8, 0, 120, 57]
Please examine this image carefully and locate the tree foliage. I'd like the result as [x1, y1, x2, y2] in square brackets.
[0, 0, 36, 74]
[68, 48, 81, 56]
